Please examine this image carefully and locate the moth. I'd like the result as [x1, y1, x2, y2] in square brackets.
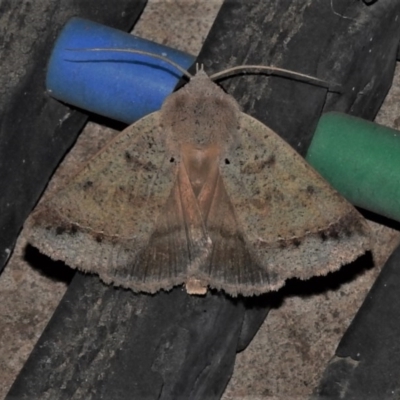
[27, 50, 371, 296]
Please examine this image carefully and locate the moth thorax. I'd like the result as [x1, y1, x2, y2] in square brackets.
[160, 74, 241, 152]
[162, 99, 240, 151]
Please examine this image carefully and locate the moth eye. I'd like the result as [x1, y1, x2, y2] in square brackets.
[169, 157, 175, 163]
[224, 158, 230, 165]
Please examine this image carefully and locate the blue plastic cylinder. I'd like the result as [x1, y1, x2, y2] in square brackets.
[46, 17, 195, 124]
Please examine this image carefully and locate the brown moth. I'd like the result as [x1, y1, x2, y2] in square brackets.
[27, 52, 371, 296]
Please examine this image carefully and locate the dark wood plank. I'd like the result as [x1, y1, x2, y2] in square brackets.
[312, 244, 400, 399]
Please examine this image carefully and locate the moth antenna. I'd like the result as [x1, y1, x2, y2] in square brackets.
[209, 65, 341, 92]
[66, 48, 193, 80]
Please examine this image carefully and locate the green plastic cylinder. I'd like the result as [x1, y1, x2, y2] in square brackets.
[306, 112, 400, 222]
